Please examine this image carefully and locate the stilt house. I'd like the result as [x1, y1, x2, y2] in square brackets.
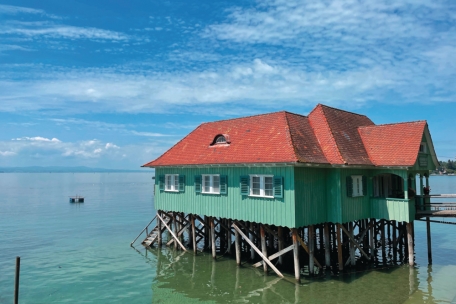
[141, 104, 438, 281]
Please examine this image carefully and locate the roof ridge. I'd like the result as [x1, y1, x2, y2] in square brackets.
[319, 103, 371, 119]
[359, 120, 427, 128]
[201, 110, 290, 125]
[319, 105, 347, 164]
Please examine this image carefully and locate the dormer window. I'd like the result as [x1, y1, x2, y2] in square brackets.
[211, 134, 230, 146]
[419, 143, 427, 153]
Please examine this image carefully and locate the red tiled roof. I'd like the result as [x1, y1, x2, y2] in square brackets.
[143, 111, 301, 167]
[143, 104, 430, 168]
[359, 121, 426, 166]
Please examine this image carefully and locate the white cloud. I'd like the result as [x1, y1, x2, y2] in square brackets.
[0, 4, 59, 19]
[0, 150, 16, 156]
[105, 143, 119, 149]
[131, 131, 173, 137]
[14, 136, 61, 142]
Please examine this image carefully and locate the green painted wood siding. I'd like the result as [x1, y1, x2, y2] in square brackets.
[154, 166, 296, 227]
[371, 198, 414, 222]
[340, 169, 372, 223]
[294, 167, 328, 226]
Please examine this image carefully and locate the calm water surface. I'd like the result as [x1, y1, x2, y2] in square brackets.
[1, 173, 456, 303]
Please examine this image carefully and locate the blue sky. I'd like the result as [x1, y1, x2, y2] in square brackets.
[0, 0, 455, 169]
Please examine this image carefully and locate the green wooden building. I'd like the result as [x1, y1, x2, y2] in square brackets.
[140, 104, 438, 282]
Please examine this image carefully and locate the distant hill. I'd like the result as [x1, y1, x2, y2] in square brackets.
[0, 166, 151, 173]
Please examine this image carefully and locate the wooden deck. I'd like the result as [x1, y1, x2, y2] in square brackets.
[416, 194, 456, 218]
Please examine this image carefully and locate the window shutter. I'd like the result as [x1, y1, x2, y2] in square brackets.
[220, 175, 228, 194]
[240, 175, 249, 195]
[346, 176, 353, 197]
[194, 175, 202, 193]
[273, 176, 283, 198]
[362, 176, 367, 196]
[158, 175, 165, 191]
[179, 175, 185, 192]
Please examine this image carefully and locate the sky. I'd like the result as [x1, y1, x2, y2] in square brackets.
[0, 0, 455, 170]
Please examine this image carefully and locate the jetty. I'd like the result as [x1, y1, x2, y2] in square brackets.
[133, 104, 445, 282]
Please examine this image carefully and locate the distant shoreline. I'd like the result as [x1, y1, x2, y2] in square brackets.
[0, 166, 153, 173]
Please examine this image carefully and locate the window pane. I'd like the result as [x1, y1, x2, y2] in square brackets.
[252, 176, 260, 195]
[213, 175, 220, 193]
[174, 175, 179, 190]
[204, 176, 211, 192]
[265, 177, 273, 196]
[166, 175, 172, 190]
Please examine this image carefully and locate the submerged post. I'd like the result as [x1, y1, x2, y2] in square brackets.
[407, 222, 414, 266]
[192, 215, 197, 254]
[235, 227, 241, 265]
[426, 217, 432, 264]
[308, 225, 315, 275]
[324, 223, 331, 269]
[211, 217, 216, 259]
[292, 228, 300, 283]
[260, 225, 268, 273]
[14, 256, 20, 304]
[337, 224, 343, 271]
[157, 211, 162, 246]
[278, 226, 284, 265]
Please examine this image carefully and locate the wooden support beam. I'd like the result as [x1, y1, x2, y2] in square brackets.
[192, 215, 197, 254]
[157, 211, 162, 246]
[296, 233, 323, 268]
[309, 225, 315, 275]
[250, 222, 255, 260]
[348, 222, 356, 266]
[232, 223, 284, 278]
[407, 222, 414, 266]
[253, 244, 294, 268]
[337, 224, 343, 271]
[166, 221, 192, 246]
[263, 225, 279, 239]
[235, 226, 241, 265]
[340, 224, 370, 260]
[292, 228, 301, 283]
[278, 226, 284, 265]
[370, 219, 375, 260]
[324, 223, 331, 268]
[426, 217, 432, 264]
[260, 225, 268, 272]
[392, 221, 397, 263]
[156, 213, 187, 251]
[214, 217, 235, 236]
[211, 217, 216, 259]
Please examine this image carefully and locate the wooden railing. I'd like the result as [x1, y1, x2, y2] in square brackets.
[130, 215, 156, 247]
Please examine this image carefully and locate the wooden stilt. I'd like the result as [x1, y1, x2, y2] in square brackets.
[192, 215, 197, 254]
[278, 226, 284, 265]
[381, 219, 386, 263]
[157, 211, 162, 246]
[370, 219, 375, 260]
[260, 225, 268, 273]
[309, 225, 315, 275]
[324, 223, 331, 269]
[292, 228, 301, 283]
[156, 213, 187, 251]
[348, 222, 355, 266]
[235, 226, 241, 265]
[227, 219, 232, 255]
[392, 221, 397, 264]
[250, 222, 255, 260]
[211, 217, 216, 259]
[406, 222, 414, 266]
[337, 224, 343, 271]
[426, 217, 432, 264]
[253, 244, 294, 268]
[204, 216, 209, 249]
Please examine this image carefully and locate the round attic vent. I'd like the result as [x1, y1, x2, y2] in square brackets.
[211, 134, 230, 145]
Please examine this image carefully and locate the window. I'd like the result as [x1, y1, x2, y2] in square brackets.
[419, 143, 427, 153]
[165, 174, 179, 191]
[195, 175, 227, 194]
[202, 174, 220, 194]
[216, 136, 226, 144]
[250, 175, 274, 197]
[346, 175, 366, 197]
[158, 174, 185, 192]
[210, 134, 231, 146]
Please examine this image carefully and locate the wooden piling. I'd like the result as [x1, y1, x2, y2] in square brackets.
[426, 217, 432, 264]
[260, 225, 268, 273]
[157, 211, 162, 246]
[406, 222, 414, 266]
[250, 222, 255, 260]
[14, 256, 20, 304]
[278, 226, 284, 265]
[292, 228, 300, 283]
[309, 225, 315, 275]
[392, 220, 397, 263]
[235, 227, 241, 265]
[211, 217, 216, 259]
[192, 215, 197, 254]
[337, 224, 343, 271]
[324, 223, 331, 269]
[348, 222, 355, 266]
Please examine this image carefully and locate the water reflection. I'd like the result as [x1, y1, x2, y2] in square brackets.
[131, 246, 456, 304]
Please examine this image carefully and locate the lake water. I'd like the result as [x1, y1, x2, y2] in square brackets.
[1, 173, 456, 303]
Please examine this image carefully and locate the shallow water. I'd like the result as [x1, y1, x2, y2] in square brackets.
[1, 173, 456, 303]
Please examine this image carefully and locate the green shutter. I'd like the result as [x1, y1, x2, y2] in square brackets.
[220, 175, 228, 194]
[158, 175, 165, 191]
[346, 176, 353, 197]
[179, 175, 185, 192]
[273, 176, 283, 198]
[240, 175, 249, 195]
[362, 175, 367, 196]
[194, 175, 202, 193]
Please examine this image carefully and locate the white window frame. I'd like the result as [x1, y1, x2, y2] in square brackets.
[202, 174, 220, 194]
[352, 175, 363, 197]
[249, 174, 274, 198]
[165, 174, 179, 192]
